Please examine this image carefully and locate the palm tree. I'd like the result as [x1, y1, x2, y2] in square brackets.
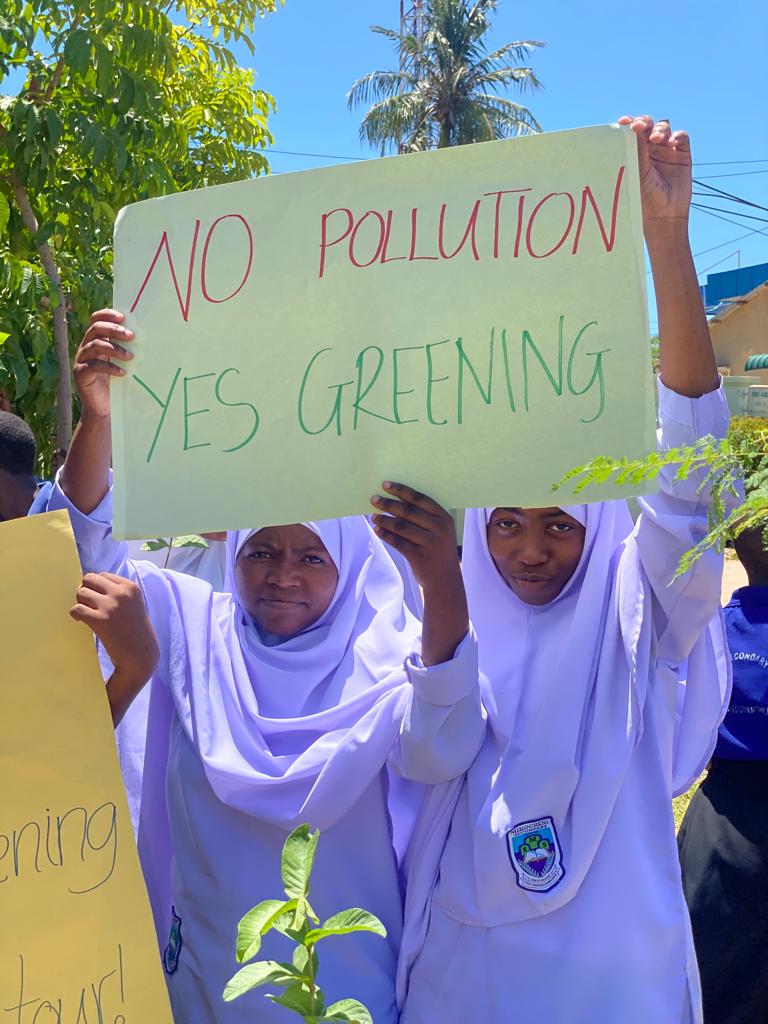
[348, 0, 544, 155]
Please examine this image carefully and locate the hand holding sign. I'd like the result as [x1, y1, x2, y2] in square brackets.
[74, 309, 135, 412]
[109, 124, 657, 538]
[619, 114, 692, 227]
[371, 481, 468, 666]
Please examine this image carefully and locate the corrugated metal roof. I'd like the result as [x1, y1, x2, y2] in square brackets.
[745, 354, 768, 371]
[701, 263, 768, 311]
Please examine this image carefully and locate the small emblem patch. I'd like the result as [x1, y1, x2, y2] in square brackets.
[163, 907, 183, 975]
[507, 816, 565, 893]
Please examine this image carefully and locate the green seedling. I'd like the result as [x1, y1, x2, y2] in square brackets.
[224, 825, 386, 1023]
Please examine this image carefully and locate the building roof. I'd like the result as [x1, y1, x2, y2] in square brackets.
[709, 280, 768, 324]
[701, 262, 768, 314]
[745, 354, 768, 371]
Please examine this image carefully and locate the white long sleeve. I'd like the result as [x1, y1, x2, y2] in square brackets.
[631, 378, 731, 665]
[392, 629, 486, 785]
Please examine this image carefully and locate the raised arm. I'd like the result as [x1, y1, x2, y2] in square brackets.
[620, 115, 719, 399]
[61, 309, 134, 513]
[371, 484, 486, 783]
[619, 116, 729, 662]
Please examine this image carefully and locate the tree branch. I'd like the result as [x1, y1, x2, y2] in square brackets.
[9, 172, 73, 453]
[42, 12, 83, 102]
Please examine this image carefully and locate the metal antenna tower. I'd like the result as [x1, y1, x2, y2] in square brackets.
[400, 0, 426, 67]
[397, 1, 427, 151]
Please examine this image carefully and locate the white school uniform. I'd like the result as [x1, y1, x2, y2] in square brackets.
[400, 380, 732, 1024]
[49, 493, 486, 1023]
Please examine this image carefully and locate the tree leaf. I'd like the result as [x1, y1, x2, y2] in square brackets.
[64, 28, 91, 77]
[305, 909, 387, 946]
[44, 108, 63, 147]
[0, 193, 10, 235]
[140, 538, 170, 551]
[281, 825, 320, 900]
[223, 960, 302, 1002]
[235, 899, 295, 964]
[265, 982, 316, 1016]
[170, 534, 208, 548]
[315, 999, 374, 1024]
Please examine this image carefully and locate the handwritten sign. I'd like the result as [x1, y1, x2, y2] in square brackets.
[111, 124, 656, 538]
[0, 512, 173, 1023]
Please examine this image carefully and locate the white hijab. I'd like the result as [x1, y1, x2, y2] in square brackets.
[135, 517, 421, 941]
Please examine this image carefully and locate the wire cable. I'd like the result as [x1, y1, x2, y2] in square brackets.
[692, 179, 768, 213]
[691, 202, 768, 225]
[696, 169, 768, 179]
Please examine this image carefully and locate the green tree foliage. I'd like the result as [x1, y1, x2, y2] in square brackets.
[0, 0, 280, 472]
[348, 0, 543, 155]
[224, 825, 386, 1023]
[556, 416, 768, 577]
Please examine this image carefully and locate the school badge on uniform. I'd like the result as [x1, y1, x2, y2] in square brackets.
[163, 907, 183, 975]
[507, 816, 565, 892]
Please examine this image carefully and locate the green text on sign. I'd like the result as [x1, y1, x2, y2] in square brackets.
[111, 124, 655, 538]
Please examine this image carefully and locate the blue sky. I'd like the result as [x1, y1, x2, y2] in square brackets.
[238, 0, 768, 331]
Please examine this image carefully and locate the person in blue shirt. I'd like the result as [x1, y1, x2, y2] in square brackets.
[0, 410, 51, 521]
[679, 526, 768, 1024]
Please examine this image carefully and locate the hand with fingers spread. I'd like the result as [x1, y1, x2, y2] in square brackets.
[371, 482, 469, 667]
[70, 572, 159, 726]
[618, 115, 692, 230]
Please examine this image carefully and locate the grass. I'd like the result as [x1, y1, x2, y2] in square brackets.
[673, 775, 702, 832]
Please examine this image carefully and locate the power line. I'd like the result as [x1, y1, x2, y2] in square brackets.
[696, 169, 768, 179]
[265, 148, 768, 172]
[691, 202, 768, 225]
[697, 250, 742, 277]
[646, 224, 768, 276]
[266, 147, 365, 161]
[693, 179, 768, 213]
[695, 158, 768, 166]
[691, 204, 768, 236]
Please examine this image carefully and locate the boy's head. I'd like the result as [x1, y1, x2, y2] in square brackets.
[733, 526, 768, 588]
[0, 412, 37, 522]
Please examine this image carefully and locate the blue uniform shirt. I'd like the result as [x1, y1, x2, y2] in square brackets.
[715, 586, 768, 760]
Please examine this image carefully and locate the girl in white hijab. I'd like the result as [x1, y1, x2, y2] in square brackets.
[56, 313, 486, 1022]
[399, 116, 733, 1024]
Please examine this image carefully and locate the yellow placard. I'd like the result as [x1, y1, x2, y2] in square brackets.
[112, 124, 656, 538]
[0, 511, 173, 1022]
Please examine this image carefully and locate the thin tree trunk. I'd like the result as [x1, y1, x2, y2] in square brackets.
[10, 172, 72, 453]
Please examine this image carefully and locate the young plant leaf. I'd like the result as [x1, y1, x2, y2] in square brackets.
[265, 982, 317, 1016]
[305, 909, 387, 946]
[171, 534, 209, 548]
[281, 824, 320, 900]
[223, 960, 302, 1002]
[236, 899, 295, 964]
[315, 998, 374, 1023]
[140, 538, 170, 551]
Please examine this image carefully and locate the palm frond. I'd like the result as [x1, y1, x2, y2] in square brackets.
[350, 0, 543, 153]
[474, 93, 543, 134]
[347, 70, 414, 109]
[471, 65, 543, 95]
[359, 92, 431, 155]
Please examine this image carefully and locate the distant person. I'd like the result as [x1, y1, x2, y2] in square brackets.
[0, 410, 51, 521]
[679, 526, 768, 1024]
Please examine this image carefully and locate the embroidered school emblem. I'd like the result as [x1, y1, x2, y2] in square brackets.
[507, 816, 565, 893]
[163, 907, 183, 975]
